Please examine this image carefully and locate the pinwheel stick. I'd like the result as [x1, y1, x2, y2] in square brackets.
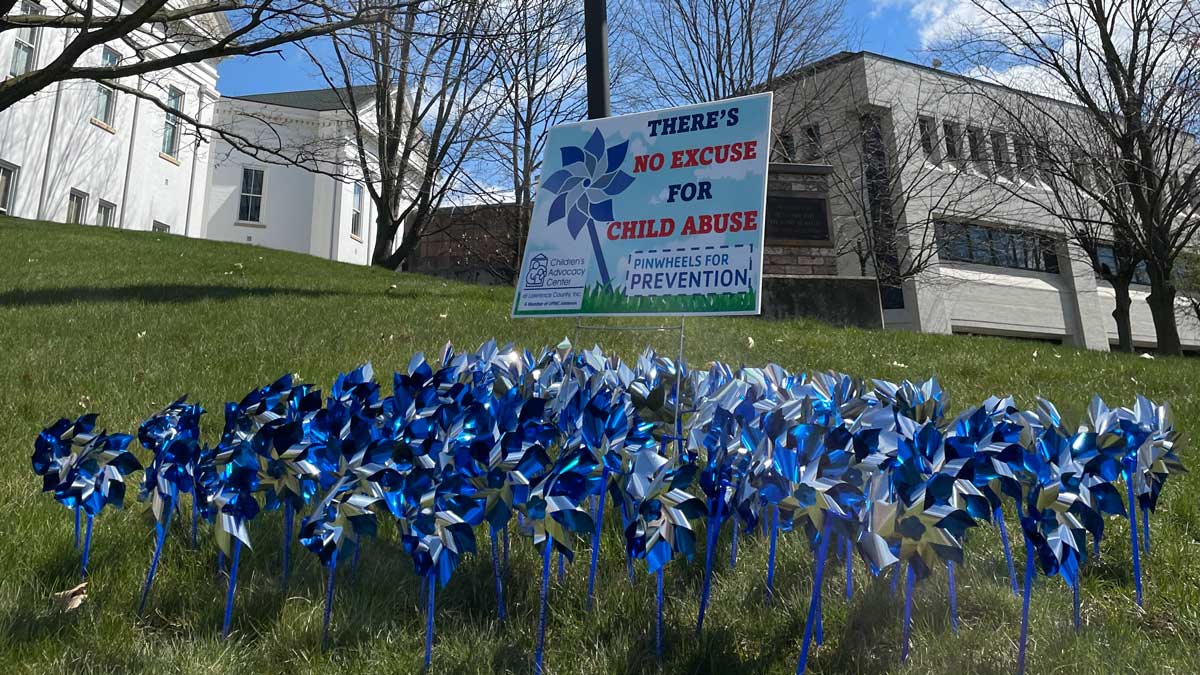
[1124, 468, 1144, 607]
[655, 568, 664, 660]
[900, 563, 916, 663]
[81, 513, 94, 578]
[695, 493, 724, 635]
[535, 541, 553, 675]
[815, 584, 824, 646]
[138, 494, 174, 614]
[586, 466, 611, 611]
[424, 575, 436, 669]
[795, 520, 833, 675]
[948, 560, 959, 635]
[321, 556, 337, 648]
[765, 506, 780, 604]
[844, 535, 853, 601]
[73, 504, 81, 550]
[557, 550, 566, 581]
[995, 505, 1018, 596]
[190, 498, 199, 548]
[490, 526, 507, 621]
[221, 540, 242, 639]
[502, 524, 510, 569]
[1017, 539, 1035, 675]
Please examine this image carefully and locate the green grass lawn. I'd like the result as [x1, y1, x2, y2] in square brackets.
[1, 216, 1198, 674]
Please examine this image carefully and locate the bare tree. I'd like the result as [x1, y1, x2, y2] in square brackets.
[303, 0, 515, 270]
[450, 0, 588, 283]
[0, 0, 399, 112]
[932, 0, 1200, 354]
[624, 0, 847, 107]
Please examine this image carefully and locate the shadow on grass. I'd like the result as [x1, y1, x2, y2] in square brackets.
[0, 284, 356, 307]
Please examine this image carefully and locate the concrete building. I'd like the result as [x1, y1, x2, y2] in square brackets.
[768, 51, 1200, 351]
[202, 88, 389, 267]
[0, 1, 219, 236]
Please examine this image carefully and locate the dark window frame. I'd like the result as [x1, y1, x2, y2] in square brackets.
[936, 220, 1060, 274]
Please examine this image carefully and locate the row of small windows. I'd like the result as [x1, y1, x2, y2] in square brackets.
[778, 124, 822, 162]
[0, 161, 164, 231]
[8, 9, 186, 160]
[918, 115, 1050, 180]
[935, 220, 1061, 273]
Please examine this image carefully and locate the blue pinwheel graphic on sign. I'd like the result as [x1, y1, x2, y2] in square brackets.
[542, 128, 635, 286]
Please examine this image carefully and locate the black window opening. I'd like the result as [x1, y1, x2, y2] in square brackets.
[803, 124, 822, 160]
[936, 221, 1060, 273]
[917, 116, 937, 159]
[943, 121, 962, 161]
[1095, 243, 1151, 285]
[764, 195, 830, 242]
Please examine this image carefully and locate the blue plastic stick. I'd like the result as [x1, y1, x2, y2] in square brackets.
[844, 535, 853, 601]
[424, 574, 436, 669]
[901, 563, 916, 663]
[282, 502, 294, 594]
[1073, 577, 1081, 633]
[695, 493, 724, 635]
[490, 526, 507, 621]
[535, 541, 553, 675]
[221, 539, 241, 639]
[795, 520, 832, 674]
[815, 578, 824, 645]
[138, 494, 174, 613]
[995, 505, 1017, 595]
[322, 557, 337, 648]
[73, 504, 80, 550]
[947, 560, 958, 635]
[656, 568, 664, 660]
[81, 513, 94, 578]
[1017, 538, 1035, 675]
[557, 549, 565, 581]
[766, 506, 780, 604]
[1125, 466, 1144, 607]
[626, 549, 635, 583]
[586, 466, 610, 611]
[1141, 506, 1151, 554]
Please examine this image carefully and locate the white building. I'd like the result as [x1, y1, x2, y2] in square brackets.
[770, 51, 1200, 352]
[200, 87, 386, 267]
[0, 0, 219, 235]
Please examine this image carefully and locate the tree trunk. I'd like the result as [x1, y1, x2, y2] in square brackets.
[1146, 279, 1183, 355]
[371, 211, 400, 268]
[380, 225, 422, 271]
[1110, 280, 1134, 353]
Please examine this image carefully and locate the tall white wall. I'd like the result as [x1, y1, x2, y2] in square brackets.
[0, 3, 218, 235]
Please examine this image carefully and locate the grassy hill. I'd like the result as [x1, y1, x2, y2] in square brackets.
[1, 216, 1197, 674]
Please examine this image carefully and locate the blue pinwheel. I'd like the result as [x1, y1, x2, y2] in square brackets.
[33, 414, 140, 577]
[542, 128, 635, 285]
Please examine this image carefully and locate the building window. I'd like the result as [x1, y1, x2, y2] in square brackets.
[936, 220, 1060, 273]
[238, 167, 264, 222]
[351, 182, 365, 239]
[97, 200, 116, 228]
[8, 1, 43, 78]
[161, 86, 184, 157]
[942, 120, 962, 162]
[66, 189, 89, 224]
[990, 131, 1010, 176]
[802, 124, 822, 160]
[0, 162, 17, 215]
[967, 127, 988, 170]
[778, 132, 796, 161]
[917, 116, 937, 160]
[1096, 243, 1151, 285]
[1012, 137, 1035, 176]
[94, 47, 120, 126]
[152, 220, 170, 233]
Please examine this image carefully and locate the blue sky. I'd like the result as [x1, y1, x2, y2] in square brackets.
[217, 0, 926, 97]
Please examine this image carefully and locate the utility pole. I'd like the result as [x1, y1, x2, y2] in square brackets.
[583, 0, 611, 119]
